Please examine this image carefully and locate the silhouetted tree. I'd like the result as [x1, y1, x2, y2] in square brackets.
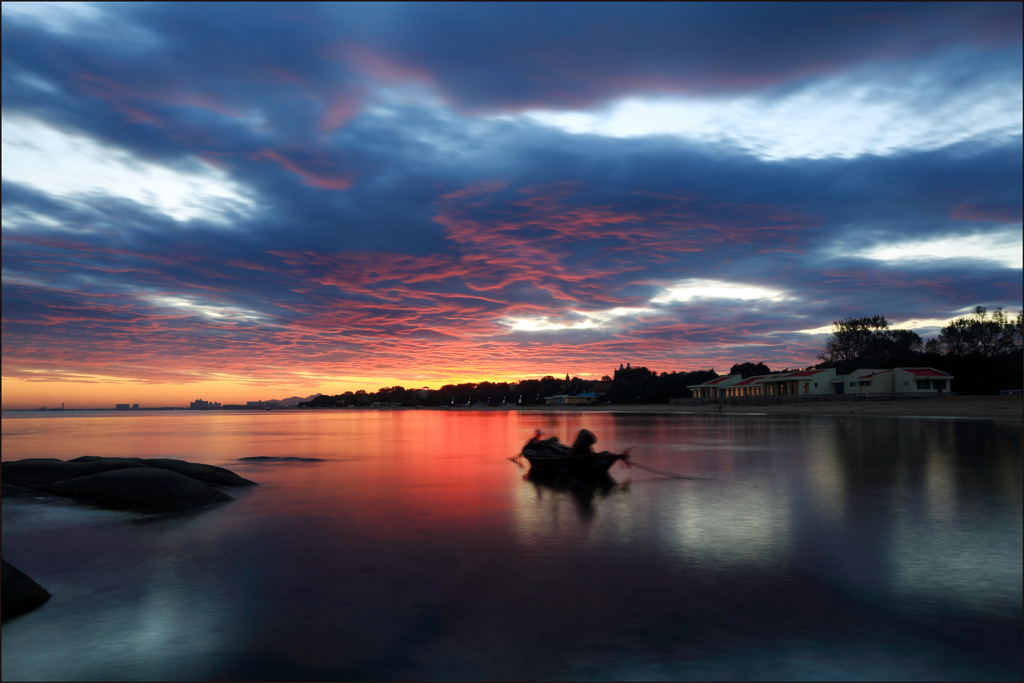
[729, 362, 772, 378]
[819, 315, 921, 372]
[939, 306, 1022, 357]
[376, 386, 413, 404]
[607, 365, 658, 403]
[932, 306, 1024, 395]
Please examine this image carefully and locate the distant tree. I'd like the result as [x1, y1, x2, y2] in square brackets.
[819, 315, 889, 364]
[818, 315, 921, 371]
[441, 382, 478, 405]
[886, 328, 924, 366]
[651, 369, 717, 402]
[470, 381, 514, 405]
[729, 362, 772, 378]
[934, 307, 1023, 395]
[376, 386, 410, 404]
[607, 365, 658, 403]
[939, 306, 1022, 357]
[538, 375, 565, 398]
[301, 394, 340, 408]
[888, 328, 924, 353]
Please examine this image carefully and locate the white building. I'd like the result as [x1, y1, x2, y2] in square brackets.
[687, 374, 745, 398]
[544, 393, 599, 405]
[757, 368, 837, 396]
[894, 367, 953, 393]
[689, 368, 837, 398]
[832, 368, 894, 394]
[690, 367, 954, 398]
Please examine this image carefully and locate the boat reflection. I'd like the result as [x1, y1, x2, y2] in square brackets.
[523, 466, 623, 521]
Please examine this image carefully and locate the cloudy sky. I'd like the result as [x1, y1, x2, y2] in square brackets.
[2, 2, 1022, 408]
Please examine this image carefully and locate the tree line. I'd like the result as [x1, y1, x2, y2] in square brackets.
[300, 365, 722, 408]
[300, 305, 1021, 407]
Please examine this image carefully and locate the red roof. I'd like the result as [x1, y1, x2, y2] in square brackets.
[903, 368, 951, 377]
[763, 369, 826, 380]
[780, 369, 824, 378]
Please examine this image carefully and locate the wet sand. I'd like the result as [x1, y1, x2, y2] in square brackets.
[516, 395, 1022, 421]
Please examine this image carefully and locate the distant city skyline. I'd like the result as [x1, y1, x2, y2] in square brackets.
[3, 3, 1021, 410]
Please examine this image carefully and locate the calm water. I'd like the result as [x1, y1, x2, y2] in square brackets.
[2, 410, 1021, 681]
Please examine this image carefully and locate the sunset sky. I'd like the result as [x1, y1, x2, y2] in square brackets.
[3, 2, 1022, 409]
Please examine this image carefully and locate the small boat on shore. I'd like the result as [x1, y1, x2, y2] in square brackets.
[520, 429, 629, 477]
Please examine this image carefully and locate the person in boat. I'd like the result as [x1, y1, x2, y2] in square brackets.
[569, 428, 597, 455]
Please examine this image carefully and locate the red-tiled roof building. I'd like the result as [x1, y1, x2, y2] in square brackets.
[688, 367, 953, 398]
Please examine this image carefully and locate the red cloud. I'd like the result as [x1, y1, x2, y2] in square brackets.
[330, 43, 436, 86]
[259, 149, 354, 190]
[950, 203, 1020, 223]
[319, 92, 365, 132]
[434, 182, 814, 264]
[76, 71, 242, 120]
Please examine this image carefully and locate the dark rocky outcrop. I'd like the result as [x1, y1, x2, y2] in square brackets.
[1, 559, 51, 622]
[69, 456, 257, 487]
[37, 468, 234, 512]
[140, 458, 257, 487]
[1, 456, 256, 512]
[1, 457, 149, 488]
[1, 482, 56, 499]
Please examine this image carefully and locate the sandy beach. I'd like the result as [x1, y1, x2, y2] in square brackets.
[517, 395, 1023, 421]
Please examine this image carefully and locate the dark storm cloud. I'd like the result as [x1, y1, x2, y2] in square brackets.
[318, 2, 1023, 111]
[5, 3, 1020, 146]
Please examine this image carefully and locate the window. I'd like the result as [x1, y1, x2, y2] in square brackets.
[917, 380, 929, 390]
[858, 380, 871, 386]
[850, 381, 856, 387]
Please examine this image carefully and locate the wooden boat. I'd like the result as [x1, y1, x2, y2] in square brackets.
[520, 430, 629, 477]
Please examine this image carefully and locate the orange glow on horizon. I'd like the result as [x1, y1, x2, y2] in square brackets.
[2, 346, 809, 410]
[3, 365, 619, 410]
[1, 371, 597, 410]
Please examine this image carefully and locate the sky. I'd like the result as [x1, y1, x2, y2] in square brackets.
[2, 2, 1022, 409]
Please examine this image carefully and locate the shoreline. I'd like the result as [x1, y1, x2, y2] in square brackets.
[4, 396, 1020, 422]
[512, 395, 1023, 421]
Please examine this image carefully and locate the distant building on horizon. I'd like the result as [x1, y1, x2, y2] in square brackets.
[544, 393, 599, 406]
[190, 398, 221, 410]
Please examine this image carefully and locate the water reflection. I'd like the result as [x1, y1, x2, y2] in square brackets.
[2, 410, 1021, 681]
[523, 467, 621, 522]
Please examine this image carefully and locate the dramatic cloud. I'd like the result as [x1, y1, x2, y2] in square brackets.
[2, 2, 1021, 408]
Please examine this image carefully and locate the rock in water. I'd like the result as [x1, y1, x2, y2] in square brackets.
[66, 456, 257, 487]
[1, 457, 150, 488]
[38, 467, 234, 512]
[140, 458, 258, 487]
[1, 559, 51, 621]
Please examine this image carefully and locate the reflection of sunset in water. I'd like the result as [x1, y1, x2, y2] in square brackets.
[2, 410, 1021, 681]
